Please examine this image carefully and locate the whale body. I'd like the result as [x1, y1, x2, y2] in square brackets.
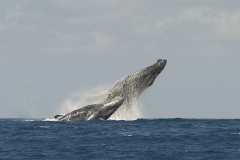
[55, 97, 123, 121]
[54, 59, 167, 121]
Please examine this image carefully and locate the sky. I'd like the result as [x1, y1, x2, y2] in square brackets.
[0, 0, 240, 119]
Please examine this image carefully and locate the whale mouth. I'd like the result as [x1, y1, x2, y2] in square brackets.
[146, 59, 167, 87]
[162, 60, 167, 68]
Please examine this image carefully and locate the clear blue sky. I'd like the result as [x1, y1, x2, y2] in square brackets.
[1, 0, 240, 118]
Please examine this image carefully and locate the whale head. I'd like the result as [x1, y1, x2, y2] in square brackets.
[147, 59, 167, 86]
[136, 59, 167, 88]
[103, 59, 167, 105]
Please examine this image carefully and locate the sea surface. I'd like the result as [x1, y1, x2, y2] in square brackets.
[1, 118, 240, 160]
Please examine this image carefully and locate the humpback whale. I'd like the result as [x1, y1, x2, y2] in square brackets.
[102, 59, 167, 119]
[55, 97, 124, 121]
[53, 59, 166, 121]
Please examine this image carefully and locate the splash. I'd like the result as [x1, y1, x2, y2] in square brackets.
[42, 118, 59, 121]
[109, 99, 144, 120]
[59, 85, 110, 114]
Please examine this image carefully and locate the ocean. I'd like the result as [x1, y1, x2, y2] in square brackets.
[1, 118, 240, 159]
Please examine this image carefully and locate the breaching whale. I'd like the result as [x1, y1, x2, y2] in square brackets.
[102, 59, 167, 119]
[53, 59, 166, 121]
[54, 97, 124, 121]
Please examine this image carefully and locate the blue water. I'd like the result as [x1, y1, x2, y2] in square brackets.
[1, 119, 240, 159]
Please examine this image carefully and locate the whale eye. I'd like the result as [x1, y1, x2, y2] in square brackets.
[162, 59, 167, 63]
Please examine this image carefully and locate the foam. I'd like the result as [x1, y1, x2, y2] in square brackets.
[42, 118, 59, 121]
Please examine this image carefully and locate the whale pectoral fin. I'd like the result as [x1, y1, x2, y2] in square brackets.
[100, 96, 124, 120]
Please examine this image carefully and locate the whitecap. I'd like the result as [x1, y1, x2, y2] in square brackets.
[123, 133, 133, 137]
[35, 126, 50, 128]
